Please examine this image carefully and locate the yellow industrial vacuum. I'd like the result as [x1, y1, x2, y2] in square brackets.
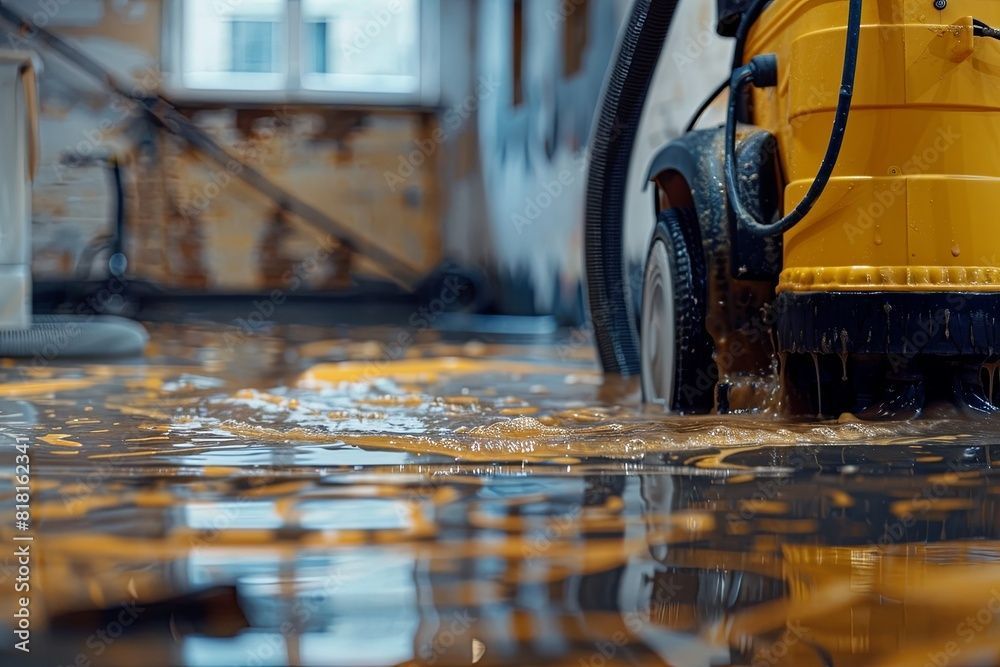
[585, 0, 1000, 418]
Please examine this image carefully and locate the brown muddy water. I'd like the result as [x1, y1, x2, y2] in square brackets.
[2, 323, 1000, 666]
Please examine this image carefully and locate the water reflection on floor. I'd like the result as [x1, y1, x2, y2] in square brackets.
[1, 323, 1000, 666]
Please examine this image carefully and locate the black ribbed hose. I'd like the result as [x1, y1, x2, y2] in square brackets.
[585, 0, 680, 377]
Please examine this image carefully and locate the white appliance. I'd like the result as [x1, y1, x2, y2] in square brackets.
[0, 51, 36, 330]
[0, 47, 145, 359]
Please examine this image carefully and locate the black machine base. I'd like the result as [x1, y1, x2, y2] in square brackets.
[775, 291, 1000, 358]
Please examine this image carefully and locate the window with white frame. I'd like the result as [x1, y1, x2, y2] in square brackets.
[171, 0, 438, 104]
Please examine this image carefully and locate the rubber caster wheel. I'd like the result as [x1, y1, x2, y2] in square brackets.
[640, 207, 714, 413]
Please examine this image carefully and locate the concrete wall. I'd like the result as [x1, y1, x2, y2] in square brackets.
[475, 0, 731, 315]
[476, 0, 614, 315]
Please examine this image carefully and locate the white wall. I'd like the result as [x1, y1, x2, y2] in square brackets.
[476, 0, 617, 313]
[474, 0, 732, 315]
[622, 0, 732, 271]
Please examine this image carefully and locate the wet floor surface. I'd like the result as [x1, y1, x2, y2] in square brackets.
[2, 323, 1000, 666]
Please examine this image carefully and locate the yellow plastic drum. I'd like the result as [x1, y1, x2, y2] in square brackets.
[745, 0, 1000, 293]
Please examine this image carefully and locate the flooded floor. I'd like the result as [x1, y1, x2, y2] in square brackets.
[2, 322, 1000, 666]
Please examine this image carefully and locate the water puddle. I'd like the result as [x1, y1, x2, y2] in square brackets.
[1, 323, 999, 666]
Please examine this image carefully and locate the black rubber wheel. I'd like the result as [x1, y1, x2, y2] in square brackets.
[640, 207, 715, 413]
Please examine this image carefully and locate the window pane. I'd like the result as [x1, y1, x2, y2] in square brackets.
[182, 0, 285, 89]
[307, 21, 329, 74]
[302, 0, 421, 94]
[230, 21, 278, 73]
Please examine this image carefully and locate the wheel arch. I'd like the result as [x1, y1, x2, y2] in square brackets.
[644, 126, 783, 281]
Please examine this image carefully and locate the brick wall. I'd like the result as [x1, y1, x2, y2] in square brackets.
[14, 0, 446, 291]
